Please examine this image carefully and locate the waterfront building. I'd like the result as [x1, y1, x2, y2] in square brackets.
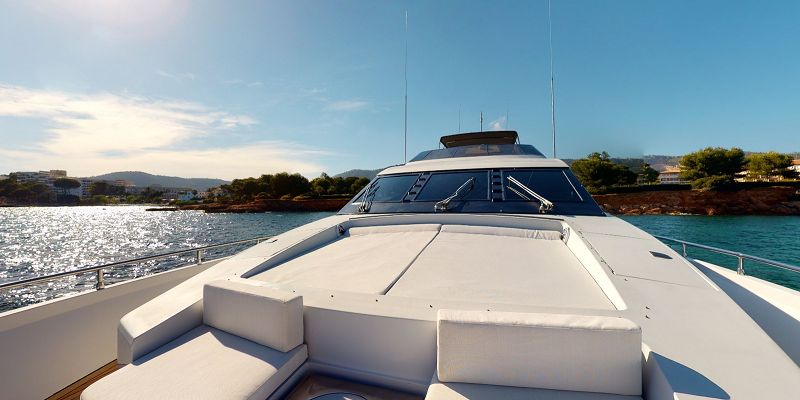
[177, 191, 196, 202]
[76, 178, 95, 198]
[658, 169, 689, 185]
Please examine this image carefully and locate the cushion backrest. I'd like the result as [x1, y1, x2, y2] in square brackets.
[437, 309, 642, 396]
[203, 280, 303, 352]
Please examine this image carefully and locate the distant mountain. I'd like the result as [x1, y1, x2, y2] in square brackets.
[333, 168, 384, 180]
[87, 171, 229, 191]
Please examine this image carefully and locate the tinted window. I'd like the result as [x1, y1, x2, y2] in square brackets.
[354, 175, 418, 203]
[504, 170, 582, 202]
[416, 171, 489, 201]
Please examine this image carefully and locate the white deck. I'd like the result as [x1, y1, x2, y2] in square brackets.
[252, 223, 615, 310]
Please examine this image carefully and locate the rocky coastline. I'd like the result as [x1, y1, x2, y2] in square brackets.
[164, 187, 800, 216]
[179, 198, 350, 213]
[594, 187, 800, 216]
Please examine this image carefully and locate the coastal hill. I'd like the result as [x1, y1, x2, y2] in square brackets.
[89, 171, 229, 191]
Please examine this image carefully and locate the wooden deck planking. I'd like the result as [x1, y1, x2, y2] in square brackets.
[46, 360, 118, 400]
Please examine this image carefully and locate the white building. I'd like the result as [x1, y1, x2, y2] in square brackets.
[658, 169, 689, 185]
[791, 160, 800, 173]
[177, 191, 196, 202]
[77, 179, 96, 198]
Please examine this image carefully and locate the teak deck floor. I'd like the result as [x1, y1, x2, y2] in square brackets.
[46, 360, 118, 400]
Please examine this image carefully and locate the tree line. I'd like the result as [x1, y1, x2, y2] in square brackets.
[0, 177, 164, 205]
[218, 172, 371, 201]
[570, 148, 798, 192]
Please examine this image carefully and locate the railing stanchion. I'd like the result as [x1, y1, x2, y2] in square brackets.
[654, 235, 798, 277]
[0, 236, 272, 294]
[95, 269, 105, 290]
[738, 255, 745, 276]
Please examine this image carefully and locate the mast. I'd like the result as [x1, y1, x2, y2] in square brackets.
[549, 0, 556, 158]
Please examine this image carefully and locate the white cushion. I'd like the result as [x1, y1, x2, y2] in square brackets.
[387, 231, 613, 309]
[440, 224, 562, 240]
[425, 372, 643, 400]
[82, 326, 307, 400]
[348, 223, 442, 235]
[203, 280, 303, 352]
[251, 226, 440, 294]
[437, 310, 642, 396]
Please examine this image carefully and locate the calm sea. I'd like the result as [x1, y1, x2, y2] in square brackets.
[0, 206, 335, 312]
[619, 215, 800, 290]
[1, 207, 798, 312]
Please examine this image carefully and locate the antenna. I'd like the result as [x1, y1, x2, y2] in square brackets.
[506, 101, 509, 130]
[548, 0, 556, 158]
[480, 111, 483, 132]
[458, 104, 461, 133]
[404, 10, 408, 163]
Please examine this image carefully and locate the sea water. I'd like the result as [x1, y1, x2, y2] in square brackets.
[1, 207, 798, 312]
[0, 206, 334, 311]
[619, 215, 800, 290]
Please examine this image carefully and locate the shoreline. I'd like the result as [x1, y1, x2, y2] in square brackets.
[5, 187, 799, 216]
[594, 186, 800, 216]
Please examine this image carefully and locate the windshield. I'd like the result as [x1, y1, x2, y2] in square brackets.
[351, 174, 418, 203]
[416, 171, 489, 201]
[504, 170, 582, 202]
[341, 168, 603, 216]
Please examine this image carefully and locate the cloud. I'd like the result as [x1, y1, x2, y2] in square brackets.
[489, 116, 507, 131]
[322, 100, 368, 112]
[156, 69, 197, 83]
[0, 84, 328, 179]
[222, 79, 262, 87]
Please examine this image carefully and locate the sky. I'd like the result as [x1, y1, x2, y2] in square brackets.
[0, 0, 798, 180]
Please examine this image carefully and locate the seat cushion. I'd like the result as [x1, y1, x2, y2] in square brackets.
[82, 325, 307, 400]
[437, 310, 642, 396]
[425, 373, 643, 400]
[204, 279, 303, 352]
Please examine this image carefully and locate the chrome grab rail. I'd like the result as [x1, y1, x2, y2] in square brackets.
[654, 235, 800, 276]
[0, 236, 273, 292]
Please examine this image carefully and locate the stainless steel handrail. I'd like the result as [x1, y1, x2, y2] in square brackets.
[0, 236, 273, 292]
[654, 235, 800, 276]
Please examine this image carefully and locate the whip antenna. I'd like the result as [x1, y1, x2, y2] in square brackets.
[404, 11, 408, 163]
[548, 0, 556, 158]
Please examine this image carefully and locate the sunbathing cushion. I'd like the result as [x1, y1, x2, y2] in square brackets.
[82, 325, 307, 400]
[425, 372, 643, 400]
[203, 280, 303, 352]
[437, 310, 642, 396]
[440, 224, 562, 240]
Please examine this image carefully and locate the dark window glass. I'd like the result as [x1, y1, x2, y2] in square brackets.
[354, 175, 418, 203]
[408, 145, 544, 161]
[504, 170, 582, 202]
[517, 145, 544, 156]
[416, 171, 489, 201]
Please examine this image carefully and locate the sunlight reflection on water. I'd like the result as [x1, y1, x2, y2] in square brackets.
[0, 206, 334, 311]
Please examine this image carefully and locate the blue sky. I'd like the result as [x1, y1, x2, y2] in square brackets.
[0, 0, 798, 179]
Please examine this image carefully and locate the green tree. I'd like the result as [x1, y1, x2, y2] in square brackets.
[89, 181, 109, 196]
[53, 178, 81, 196]
[679, 147, 745, 181]
[11, 187, 34, 202]
[639, 163, 660, 184]
[570, 152, 638, 191]
[27, 182, 54, 203]
[0, 179, 19, 198]
[746, 152, 798, 180]
[351, 177, 371, 194]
